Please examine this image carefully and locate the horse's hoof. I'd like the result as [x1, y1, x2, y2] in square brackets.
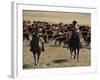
[34, 63, 37, 66]
[37, 64, 39, 67]
[74, 56, 76, 59]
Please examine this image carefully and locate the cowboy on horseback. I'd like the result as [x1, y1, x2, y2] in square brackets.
[68, 20, 80, 61]
[30, 26, 45, 66]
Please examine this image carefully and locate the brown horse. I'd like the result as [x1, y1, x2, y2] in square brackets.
[68, 31, 80, 61]
[23, 30, 30, 41]
[30, 32, 44, 66]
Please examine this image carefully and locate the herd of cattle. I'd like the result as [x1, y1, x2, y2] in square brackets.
[23, 20, 91, 66]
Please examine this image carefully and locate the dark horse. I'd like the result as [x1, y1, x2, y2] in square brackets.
[23, 30, 30, 41]
[68, 31, 80, 61]
[30, 31, 44, 66]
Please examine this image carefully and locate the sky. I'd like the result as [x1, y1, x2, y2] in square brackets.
[23, 10, 91, 26]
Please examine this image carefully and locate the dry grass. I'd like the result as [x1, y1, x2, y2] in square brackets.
[23, 40, 91, 69]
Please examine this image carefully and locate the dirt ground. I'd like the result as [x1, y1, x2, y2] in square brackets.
[23, 40, 91, 69]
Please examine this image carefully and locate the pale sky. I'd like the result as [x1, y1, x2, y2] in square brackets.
[23, 10, 91, 26]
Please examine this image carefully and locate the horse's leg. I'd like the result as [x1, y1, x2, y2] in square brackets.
[84, 37, 87, 47]
[59, 41, 60, 46]
[42, 43, 44, 52]
[27, 36, 30, 46]
[77, 49, 80, 61]
[37, 52, 41, 66]
[86, 37, 89, 47]
[33, 53, 37, 66]
[48, 36, 50, 42]
[73, 49, 76, 59]
[70, 48, 73, 59]
[54, 39, 57, 45]
[59, 39, 61, 46]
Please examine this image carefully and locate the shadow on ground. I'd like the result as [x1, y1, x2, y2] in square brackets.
[48, 44, 60, 47]
[53, 59, 68, 63]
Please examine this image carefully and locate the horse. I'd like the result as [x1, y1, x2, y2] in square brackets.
[68, 31, 80, 61]
[23, 30, 30, 41]
[86, 32, 91, 47]
[81, 30, 91, 47]
[30, 34, 44, 66]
